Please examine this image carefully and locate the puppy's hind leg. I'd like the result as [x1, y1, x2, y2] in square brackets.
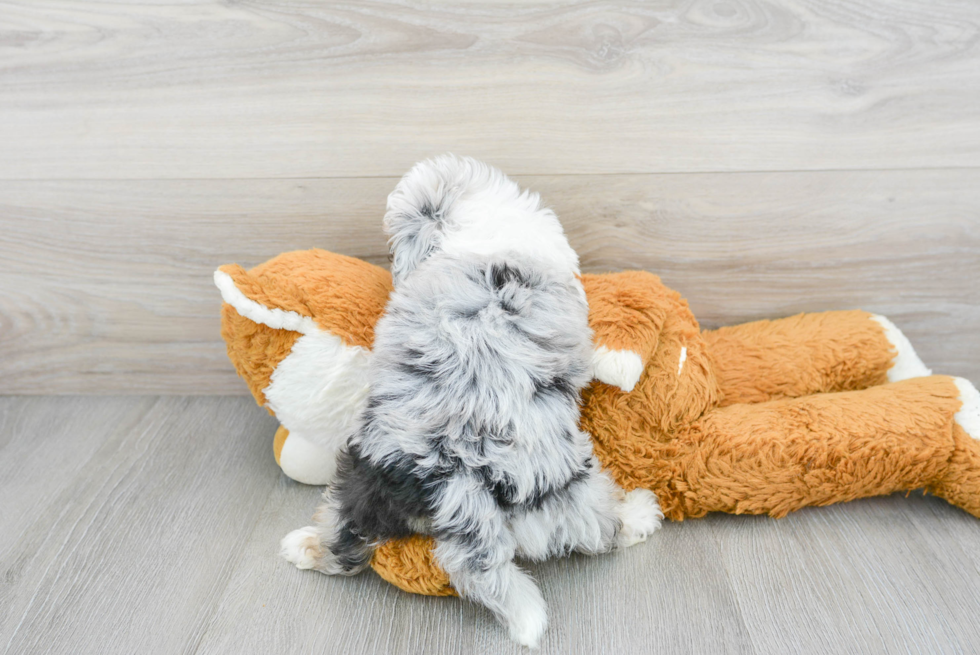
[512, 462, 663, 561]
[616, 487, 664, 548]
[280, 492, 373, 576]
[431, 475, 549, 648]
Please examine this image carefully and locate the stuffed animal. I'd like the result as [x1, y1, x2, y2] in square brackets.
[215, 248, 980, 597]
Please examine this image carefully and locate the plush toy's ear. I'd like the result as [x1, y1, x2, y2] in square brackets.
[215, 263, 322, 336]
[583, 271, 668, 393]
[216, 263, 315, 408]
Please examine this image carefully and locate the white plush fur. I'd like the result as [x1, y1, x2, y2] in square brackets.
[616, 489, 664, 548]
[591, 346, 644, 393]
[278, 432, 340, 486]
[870, 314, 932, 382]
[677, 346, 688, 376]
[264, 330, 372, 454]
[954, 377, 980, 441]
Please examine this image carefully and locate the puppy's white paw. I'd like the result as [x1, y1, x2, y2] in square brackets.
[504, 577, 548, 649]
[280, 526, 322, 570]
[617, 489, 664, 548]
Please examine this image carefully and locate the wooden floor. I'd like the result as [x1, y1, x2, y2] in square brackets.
[2, 395, 980, 655]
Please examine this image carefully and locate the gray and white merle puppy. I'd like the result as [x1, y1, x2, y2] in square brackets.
[281, 155, 662, 648]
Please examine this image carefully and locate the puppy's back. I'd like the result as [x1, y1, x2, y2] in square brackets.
[349, 252, 593, 522]
[336, 154, 593, 541]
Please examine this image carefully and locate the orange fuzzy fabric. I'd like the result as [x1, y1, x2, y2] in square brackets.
[704, 311, 893, 406]
[273, 426, 289, 466]
[220, 250, 393, 409]
[221, 301, 301, 408]
[370, 536, 457, 597]
[219, 250, 976, 598]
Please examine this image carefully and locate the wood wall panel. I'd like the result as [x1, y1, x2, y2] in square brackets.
[2, 170, 976, 393]
[2, 0, 979, 178]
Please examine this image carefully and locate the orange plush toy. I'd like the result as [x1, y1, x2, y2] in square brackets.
[216, 249, 980, 597]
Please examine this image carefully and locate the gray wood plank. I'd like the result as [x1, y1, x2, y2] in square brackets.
[2, 1, 979, 179]
[4, 396, 980, 653]
[712, 495, 980, 655]
[1, 170, 977, 393]
[0, 396, 280, 655]
[193, 475, 754, 655]
[0, 396, 154, 556]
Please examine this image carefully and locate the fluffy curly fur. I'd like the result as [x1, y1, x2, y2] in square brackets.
[281, 155, 662, 647]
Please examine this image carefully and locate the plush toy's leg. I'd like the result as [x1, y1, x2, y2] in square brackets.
[371, 535, 457, 596]
[703, 310, 930, 406]
[272, 426, 337, 486]
[663, 376, 968, 520]
[929, 378, 980, 517]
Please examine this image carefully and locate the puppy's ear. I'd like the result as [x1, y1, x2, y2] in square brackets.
[383, 154, 473, 284]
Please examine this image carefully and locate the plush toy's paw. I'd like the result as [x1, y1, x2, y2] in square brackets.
[503, 574, 549, 649]
[277, 431, 338, 486]
[954, 377, 980, 440]
[591, 345, 644, 393]
[616, 489, 664, 548]
[280, 526, 323, 570]
[871, 315, 932, 381]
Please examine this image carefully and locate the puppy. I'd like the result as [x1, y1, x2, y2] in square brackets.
[281, 155, 662, 647]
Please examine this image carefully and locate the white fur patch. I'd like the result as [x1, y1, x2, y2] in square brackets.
[677, 346, 688, 376]
[280, 526, 322, 570]
[503, 572, 548, 648]
[386, 154, 581, 285]
[214, 269, 319, 335]
[215, 268, 371, 479]
[870, 314, 932, 382]
[591, 346, 644, 392]
[278, 432, 339, 486]
[441, 190, 581, 284]
[264, 330, 371, 463]
[954, 377, 980, 441]
[616, 489, 664, 548]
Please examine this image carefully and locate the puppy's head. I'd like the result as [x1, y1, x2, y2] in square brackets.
[384, 154, 580, 285]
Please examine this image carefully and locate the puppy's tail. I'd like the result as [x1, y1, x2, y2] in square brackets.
[384, 153, 519, 284]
